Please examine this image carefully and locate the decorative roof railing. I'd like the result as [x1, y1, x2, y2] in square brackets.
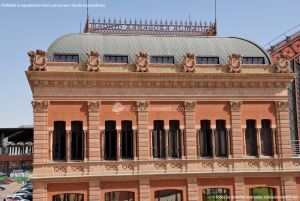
[85, 18, 217, 36]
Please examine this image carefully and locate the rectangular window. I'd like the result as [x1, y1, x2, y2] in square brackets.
[245, 120, 258, 156]
[261, 119, 273, 156]
[215, 120, 228, 157]
[196, 57, 219, 64]
[105, 121, 117, 160]
[53, 121, 66, 161]
[152, 120, 165, 158]
[71, 121, 84, 161]
[169, 120, 181, 158]
[200, 120, 212, 157]
[242, 57, 265, 64]
[121, 120, 133, 159]
[53, 54, 79, 62]
[151, 56, 175, 64]
[103, 55, 129, 63]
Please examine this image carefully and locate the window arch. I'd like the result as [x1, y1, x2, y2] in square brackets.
[154, 189, 182, 201]
[249, 187, 276, 201]
[52, 193, 84, 201]
[105, 191, 134, 201]
[202, 188, 230, 201]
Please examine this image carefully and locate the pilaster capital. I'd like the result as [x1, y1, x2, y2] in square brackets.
[276, 101, 289, 112]
[230, 101, 242, 112]
[31, 101, 49, 113]
[184, 101, 196, 111]
[136, 101, 149, 112]
[88, 101, 101, 112]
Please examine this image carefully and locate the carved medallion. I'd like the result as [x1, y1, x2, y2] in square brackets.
[135, 52, 149, 72]
[230, 101, 242, 111]
[184, 101, 196, 111]
[88, 101, 101, 112]
[31, 101, 48, 112]
[136, 101, 149, 111]
[86, 51, 101, 72]
[228, 53, 241, 73]
[183, 53, 196, 72]
[275, 54, 290, 73]
[276, 101, 289, 112]
[28, 50, 48, 71]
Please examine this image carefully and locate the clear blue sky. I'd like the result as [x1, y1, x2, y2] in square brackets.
[0, 0, 299, 127]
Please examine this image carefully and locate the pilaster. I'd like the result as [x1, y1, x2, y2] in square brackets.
[89, 181, 100, 201]
[230, 101, 243, 158]
[234, 177, 245, 201]
[32, 100, 49, 164]
[137, 101, 149, 160]
[184, 101, 197, 159]
[139, 179, 150, 201]
[276, 101, 292, 157]
[281, 176, 298, 201]
[187, 178, 198, 201]
[32, 181, 47, 201]
[88, 101, 101, 161]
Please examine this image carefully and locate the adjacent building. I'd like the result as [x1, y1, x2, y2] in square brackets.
[26, 19, 300, 201]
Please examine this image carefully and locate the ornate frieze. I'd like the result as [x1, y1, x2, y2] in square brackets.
[136, 101, 149, 111]
[88, 101, 101, 112]
[183, 53, 196, 72]
[28, 50, 48, 71]
[230, 101, 242, 112]
[275, 54, 291, 73]
[184, 101, 196, 111]
[31, 101, 48, 112]
[228, 53, 242, 73]
[86, 51, 101, 71]
[135, 52, 149, 72]
[276, 101, 289, 112]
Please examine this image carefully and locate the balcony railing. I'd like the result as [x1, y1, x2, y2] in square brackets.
[291, 140, 300, 157]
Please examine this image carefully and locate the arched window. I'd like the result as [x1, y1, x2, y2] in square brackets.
[105, 191, 134, 201]
[249, 187, 276, 201]
[202, 188, 230, 201]
[52, 193, 84, 201]
[154, 189, 182, 201]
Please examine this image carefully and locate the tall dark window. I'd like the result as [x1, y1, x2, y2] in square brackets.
[71, 121, 84, 160]
[200, 120, 212, 157]
[151, 56, 175, 64]
[202, 188, 230, 201]
[105, 191, 134, 201]
[169, 120, 182, 158]
[196, 57, 219, 64]
[152, 120, 165, 158]
[215, 120, 228, 157]
[245, 120, 258, 156]
[249, 187, 276, 201]
[52, 193, 84, 201]
[105, 121, 117, 160]
[53, 121, 66, 161]
[169, 120, 181, 158]
[260, 119, 273, 156]
[121, 120, 133, 159]
[242, 57, 265, 64]
[53, 54, 79, 62]
[155, 189, 182, 201]
[103, 55, 129, 63]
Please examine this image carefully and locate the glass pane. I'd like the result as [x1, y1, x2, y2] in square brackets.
[155, 190, 182, 201]
[250, 187, 275, 201]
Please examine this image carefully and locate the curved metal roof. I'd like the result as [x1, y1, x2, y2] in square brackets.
[47, 33, 272, 64]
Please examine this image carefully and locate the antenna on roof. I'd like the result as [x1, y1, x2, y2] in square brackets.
[214, 0, 217, 25]
[87, 0, 89, 20]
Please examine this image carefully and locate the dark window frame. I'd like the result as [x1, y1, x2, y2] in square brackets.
[121, 120, 134, 159]
[196, 56, 220, 64]
[242, 57, 265, 64]
[103, 55, 129, 63]
[169, 120, 181, 158]
[249, 187, 276, 201]
[104, 120, 117, 160]
[260, 119, 273, 156]
[71, 121, 84, 161]
[245, 119, 258, 156]
[53, 54, 79, 62]
[150, 56, 175, 64]
[53, 121, 66, 161]
[105, 191, 134, 201]
[152, 120, 166, 158]
[200, 120, 213, 157]
[215, 120, 228, 157]
[52, 193, 84, 201]
[155, 189, 183, 201]
[202, 188, 230, 201]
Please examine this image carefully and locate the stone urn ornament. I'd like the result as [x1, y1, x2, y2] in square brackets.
[28, 50, 48, 71]
[228, 53, 242, 73]
[135, 52, 149, 72]
[86, 51, 101, 72]
[183, 53, 196, 72]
